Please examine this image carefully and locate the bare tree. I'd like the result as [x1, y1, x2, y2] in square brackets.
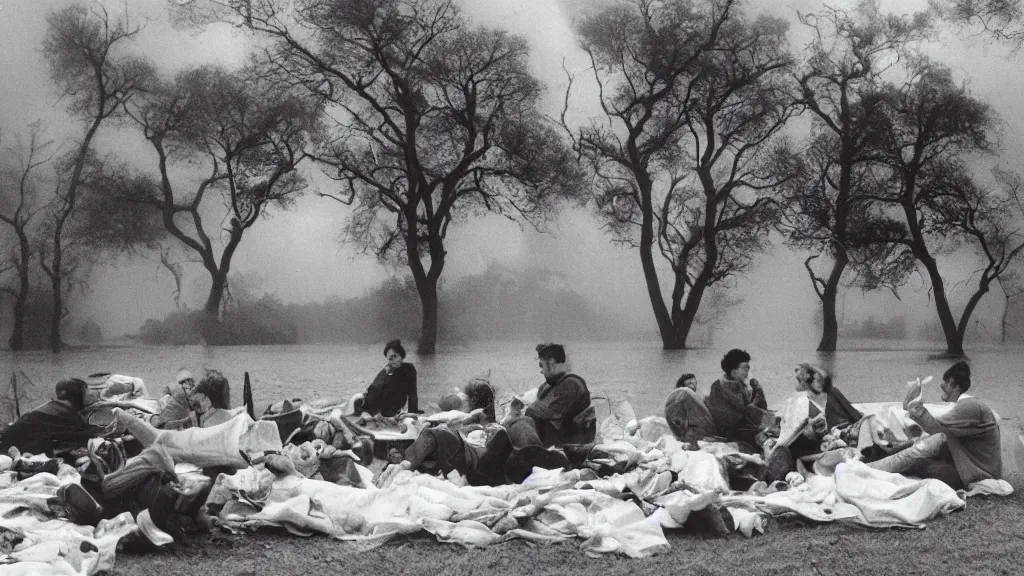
[872, 62, 1010, 355]
[931, 0, 1024, 49]
[210, 0, 581, 354]
[0, 126, 52, 351]
[38, 2, 153, 352]
[569, 0, 798, 349]
[120, 65, 318, 328]
[780, 1, 927, 351]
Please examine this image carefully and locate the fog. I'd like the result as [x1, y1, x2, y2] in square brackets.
[1, 0, 1023, 347]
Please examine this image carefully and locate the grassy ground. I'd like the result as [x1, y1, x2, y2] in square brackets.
[113, 473, 1024, 576]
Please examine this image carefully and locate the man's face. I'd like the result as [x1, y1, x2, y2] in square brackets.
[683, 378, 697, 392]
[538, 357, 558, 379]
[939, 377, 960, 402]
[731, 361, 751, 383]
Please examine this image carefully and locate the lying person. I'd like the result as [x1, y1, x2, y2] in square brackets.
[377, 424, 515, 487]
[0, 378, 109, 456]
[112, 407, 282, 470]
[865, 361, 1002, 489]
[763, 364, 862, 482]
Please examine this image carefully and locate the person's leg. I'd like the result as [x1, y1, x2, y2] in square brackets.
[402, 428, 440, 470]
[505, 416, 544, 448]
[113, 408, 162, 446]
[867, 433, 946, 475]
[467, 428, 514, 485]
[762, 445, 795, 484]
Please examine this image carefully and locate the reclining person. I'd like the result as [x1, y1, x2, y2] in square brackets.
[378, 424, 515, 487]
[866, 361, 1001, 489]
[0, 378, 108, 456]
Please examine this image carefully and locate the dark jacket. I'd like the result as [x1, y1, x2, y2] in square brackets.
[0, 400, 102, 456]
[525, 372, 592, 447]
[362, 362, 419, 417]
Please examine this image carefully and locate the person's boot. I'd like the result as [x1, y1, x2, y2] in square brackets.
[49, 483, 104, 526]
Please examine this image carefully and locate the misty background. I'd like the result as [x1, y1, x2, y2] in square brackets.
[1, 0, 1023, 351]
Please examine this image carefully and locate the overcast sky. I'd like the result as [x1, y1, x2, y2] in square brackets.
[1, 0, 1022, 344]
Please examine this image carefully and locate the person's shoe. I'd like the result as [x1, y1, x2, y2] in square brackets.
[504, 446, 570, 484]
[52, 483, 103, 526]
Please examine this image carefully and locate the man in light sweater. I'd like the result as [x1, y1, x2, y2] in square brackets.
[868, 361, 1002, 489]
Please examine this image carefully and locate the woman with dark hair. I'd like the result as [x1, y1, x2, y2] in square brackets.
[463, 378, 496, 423]
[354, 340, 420, 417]
[704, 349, 774, 449]
[763, 364, 863, 482]
[191, 369, 235, 427]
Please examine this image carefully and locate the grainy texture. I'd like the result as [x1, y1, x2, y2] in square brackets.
[113, 474, 1024, 576]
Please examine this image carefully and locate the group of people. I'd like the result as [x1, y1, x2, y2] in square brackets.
[0, 341, 1004, 542]
[664, 349, 1003, 490]
[368, 341, 597, 486]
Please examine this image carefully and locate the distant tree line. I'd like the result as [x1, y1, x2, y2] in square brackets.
[3, 0, 1024, 356]
[135, 265, 648, 346]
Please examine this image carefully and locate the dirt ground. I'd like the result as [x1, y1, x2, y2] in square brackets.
[112, 472, 1024, 576]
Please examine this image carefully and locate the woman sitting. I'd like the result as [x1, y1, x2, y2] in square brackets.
[352, 340, 420, 417]
[764, 364, 862, 482]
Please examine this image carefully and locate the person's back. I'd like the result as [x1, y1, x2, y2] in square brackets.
[0, 379, 98, 456]
[938, 396, 1002, 485]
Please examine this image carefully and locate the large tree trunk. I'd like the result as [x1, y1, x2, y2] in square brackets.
[417, 279, 439, 355]
[637, 174, 681, 349]
[917, 246, 963, 354]
[817, 250, 849, 352]
[670, 169, 722, 349]
[901, 193, 963, 355]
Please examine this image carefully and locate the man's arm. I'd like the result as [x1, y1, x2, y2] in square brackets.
[908, 400, 991, 438]
[525, 378, 582, 425]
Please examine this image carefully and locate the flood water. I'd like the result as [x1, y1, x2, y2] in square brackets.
[3, 340, 1022, 422]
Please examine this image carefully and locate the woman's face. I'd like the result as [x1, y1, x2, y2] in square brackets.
[730, 361, 750, 383]
[385, 349, 404, 370]
[191, 392, 212, 414]
[794, 367, 811, 391]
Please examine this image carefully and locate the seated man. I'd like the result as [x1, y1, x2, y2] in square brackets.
[704, 349, 775, 450]
[867, 361, 1001, 489]
[517, 343, 594, 448]
[0, 378, 107, 456]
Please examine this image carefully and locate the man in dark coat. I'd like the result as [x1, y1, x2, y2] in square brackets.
[0, 378, 105, 456]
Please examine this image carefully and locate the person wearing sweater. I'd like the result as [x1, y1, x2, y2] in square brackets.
[868, 361, 1002, 489]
